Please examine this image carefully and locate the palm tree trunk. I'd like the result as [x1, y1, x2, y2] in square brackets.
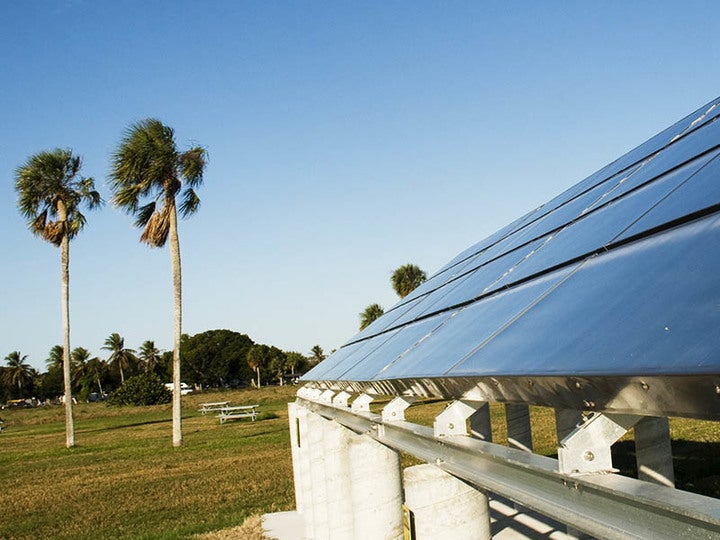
[169, 199, 183, 447]
[59, 202, 75, 448]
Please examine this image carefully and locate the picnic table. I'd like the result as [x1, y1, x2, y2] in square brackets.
[199, 401, 230, 415]
[218, 404, 258, 424]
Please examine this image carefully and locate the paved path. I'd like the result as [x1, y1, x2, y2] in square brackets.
[263, 497, 583, 539]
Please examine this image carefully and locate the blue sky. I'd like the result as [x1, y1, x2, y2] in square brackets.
[2, 1, 720, 371]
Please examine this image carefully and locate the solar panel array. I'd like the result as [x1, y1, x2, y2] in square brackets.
[302, 97, 720, 417]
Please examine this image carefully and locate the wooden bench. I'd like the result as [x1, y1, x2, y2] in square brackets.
[218, 404, 258, 424]
[199, 401, 230, 415]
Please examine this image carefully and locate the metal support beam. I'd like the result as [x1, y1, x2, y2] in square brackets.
[506, 404, 533, 452]
[555, 408, 584, 443]
[635, 416, 675, 487]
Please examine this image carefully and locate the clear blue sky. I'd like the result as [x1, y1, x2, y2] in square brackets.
[2, 1, 719, 371]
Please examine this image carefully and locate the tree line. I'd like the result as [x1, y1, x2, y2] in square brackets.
[1, 331, 326, 404]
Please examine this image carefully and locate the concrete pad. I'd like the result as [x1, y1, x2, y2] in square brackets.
[263, 511, 306, 540]
[264, 499, 589, 539]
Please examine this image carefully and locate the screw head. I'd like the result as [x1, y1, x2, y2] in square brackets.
[583, 451, 595, 461]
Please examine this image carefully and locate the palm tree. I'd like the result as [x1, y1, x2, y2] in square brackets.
[86, 357, 108, 396]
[45, 345, 64, 370]
[102, 333, 136, 384]
[285, 352, 306, 377]
[4, 351, 33, 396]
[309, 345, 326, 365]
[70, 347, 91, 388]
[360, 303, 385, 330]
[110, 119, 206, 447]
[391, 263, 427, 298]
[138, 340, 162, 373]
[15, 148, 101, 448]
[246, 345, 268, 388]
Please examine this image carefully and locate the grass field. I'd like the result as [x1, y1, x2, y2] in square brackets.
[2, 387, 720, 539]
[0, 386, 298, 540]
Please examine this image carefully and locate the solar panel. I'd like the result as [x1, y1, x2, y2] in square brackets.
[302, 97, 720, 419]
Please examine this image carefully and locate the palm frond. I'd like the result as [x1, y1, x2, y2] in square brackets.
[67, 212, 87, 240]
[140, 205, 171, 247]
[179, 146, 207, 188]
[31, 211, 48, 235]
[134, 202, 157, 228]
[42, 220, 64, 246]
[179, 188, 201, 218]
[112, 184, 141, 213]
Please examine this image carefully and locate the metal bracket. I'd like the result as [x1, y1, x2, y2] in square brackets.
[351, 393, 374, 413]
[382, 396, 415, 422]
[558, 413, 642, 475]
[332, 391, 352, 408]
[434, 400, 486, 437]
[297, 386, 323, 401]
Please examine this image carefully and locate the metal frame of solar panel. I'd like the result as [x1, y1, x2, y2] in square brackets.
[302, 97, 720, 420]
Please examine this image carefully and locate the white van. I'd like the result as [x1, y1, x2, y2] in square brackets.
[164, 382, 193, 395]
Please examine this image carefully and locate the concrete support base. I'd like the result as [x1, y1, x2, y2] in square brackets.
[403, 464, 492, 539]
[291, 403, 404, 540]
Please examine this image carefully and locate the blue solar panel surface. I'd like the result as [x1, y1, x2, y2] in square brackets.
[303, 97, 720, 400]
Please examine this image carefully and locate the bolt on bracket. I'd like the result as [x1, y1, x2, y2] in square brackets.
[558, 412, 642, 475]
[434, 400, 487, 438]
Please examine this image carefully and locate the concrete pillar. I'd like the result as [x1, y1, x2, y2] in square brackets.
[350, 433, 404, 540]
[403, 464, 491, 539]
[294, 404, 315, 540]
[635, 416, 675, 487]
[322, 418, 354, 538]
[505, 404, 533, 452]
[555, 408, 583, 443]
[306, 411, 329, 539]
[287, 402, 304, 514]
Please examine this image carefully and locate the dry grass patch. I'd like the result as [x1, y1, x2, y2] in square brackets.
[195, 515, 277, 540]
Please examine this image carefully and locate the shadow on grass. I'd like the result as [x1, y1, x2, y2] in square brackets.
[611, 439, 720, 498]
[79, 418, 171, 434]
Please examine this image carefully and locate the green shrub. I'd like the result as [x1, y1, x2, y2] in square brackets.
[107, 372, 172, 406]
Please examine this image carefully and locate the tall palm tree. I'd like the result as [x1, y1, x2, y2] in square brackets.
[4, 351, 33, 395]
[359, 303, 385, 330]
[15, 148, 101, 448]
[102, 333, 136, 384]
[391, 263, 427, 299]
[138, 340, 162, 373]
[109, 119, 207, 447]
